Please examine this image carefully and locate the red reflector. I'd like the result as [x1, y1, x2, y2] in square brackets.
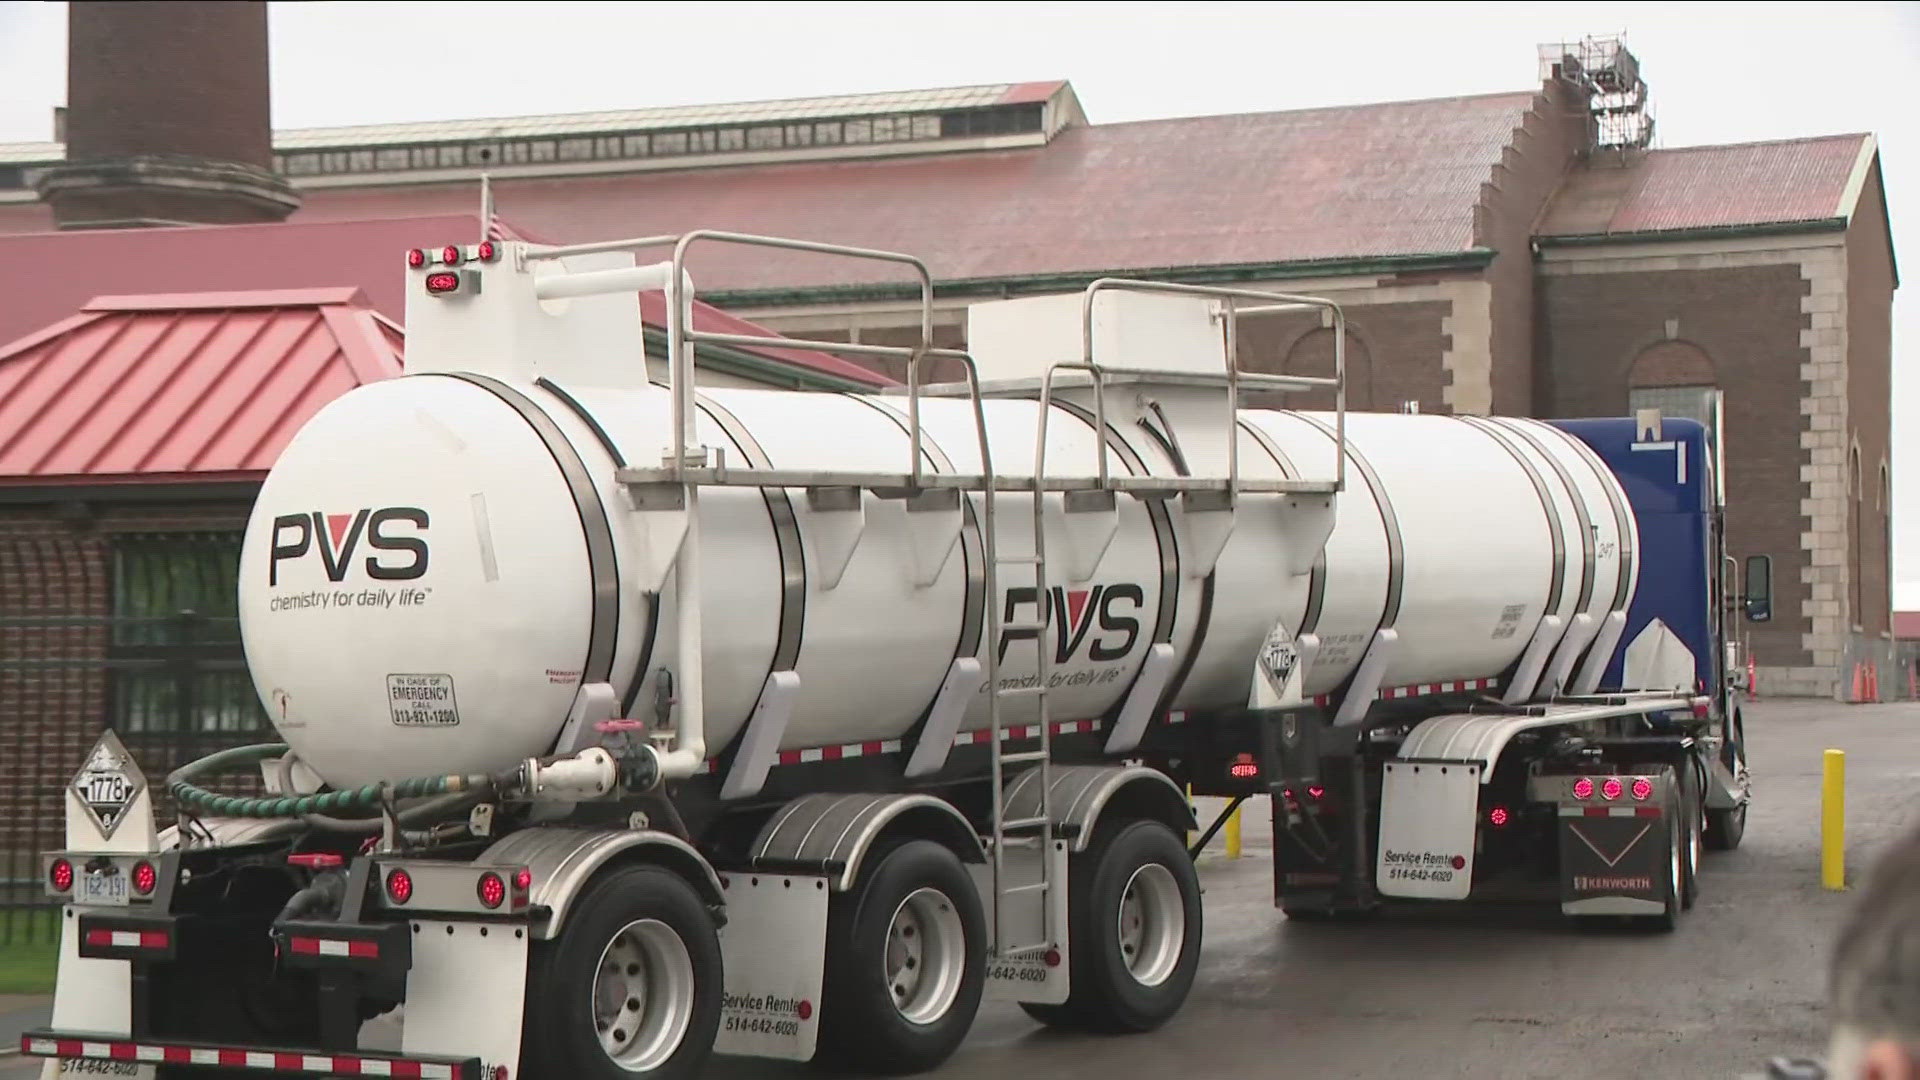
[1636, 806, 1663, 818]
[477, 871, 506, 909]
[85, 929, 168, 949]
[425, 271, 461, 294]
[1043, 948, 1061, 968]
[131, 861, 157, 896]
[797, 999, 814, 1020]
[477, 240, 498, 262]
[441, 245, 462, 266]
[1488, 806, 1510, 828]
[288, 852, 345, 869]
[406, 248, 427, 269]
[1600, 777, 1624, 801]
[49, 858, 73, 892]
[514, 867, 532, 891]
[385, 868, 413, 904]
[1571, 777, 1594, 800]
[1631, 777, 1654, 801]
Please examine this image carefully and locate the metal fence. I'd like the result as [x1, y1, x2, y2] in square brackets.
[1, 531, 270, 945]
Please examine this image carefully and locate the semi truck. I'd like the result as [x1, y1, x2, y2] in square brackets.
[23, 229, 1761, 1080]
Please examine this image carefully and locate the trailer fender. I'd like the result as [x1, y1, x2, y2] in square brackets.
[482, 826, 725, 939]
[1004, 764, 1195, 853]
[747, 792, 984, 891]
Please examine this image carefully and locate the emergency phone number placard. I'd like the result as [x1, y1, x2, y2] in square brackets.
[387, 673, 460, 727]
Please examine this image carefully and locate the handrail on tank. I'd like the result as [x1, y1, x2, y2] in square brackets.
[1078, 279, 1349, 494]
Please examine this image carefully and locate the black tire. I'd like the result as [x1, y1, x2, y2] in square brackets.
[1020, 819, 1201, 1035]
[522, 865, 723, 1080]
[1679, 758, 1703, 910]
[816, 840, 986, 1075]
[1643, 769, 1683, 933]
[1706, 714, 1749, 851]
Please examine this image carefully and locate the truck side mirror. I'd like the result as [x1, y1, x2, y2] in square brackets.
[1744, 554, 1773, 623]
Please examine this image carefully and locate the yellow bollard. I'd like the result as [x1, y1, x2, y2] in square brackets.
[1225, 802, 1243, 860]
[1822, 748, 1846, 890]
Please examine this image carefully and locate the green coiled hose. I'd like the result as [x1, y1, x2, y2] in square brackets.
[166, 743, 489, 820]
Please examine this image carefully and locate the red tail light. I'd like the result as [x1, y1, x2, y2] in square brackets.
[1488, 806, 1510, 828]
[513, 868, 532, 892]
[1600, 777, 1624, 801]
[49, 858, 73, 893]
[425, 271, 462, 294]
[1571, 777, 1594, 800]
[477, 872, 506, 909]
[1631, 777, 1654, 801]
[385, 868, 413, 905]
[440, 245, 463, 266]
[1228, 753, 1259, 780]
[477, 240, 498, 262]
[1305, 785, 1326, 801]
[406, 248, 427, 269]
[131, 861, 157, 896]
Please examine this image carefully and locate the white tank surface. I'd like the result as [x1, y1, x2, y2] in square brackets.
[237, 247, 1638, 791]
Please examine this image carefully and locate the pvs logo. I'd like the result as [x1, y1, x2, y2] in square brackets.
[998, 584, 1144, 664]
[269, 508, 429, 585]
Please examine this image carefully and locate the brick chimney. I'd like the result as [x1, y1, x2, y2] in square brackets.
[35, 1, 300, 229]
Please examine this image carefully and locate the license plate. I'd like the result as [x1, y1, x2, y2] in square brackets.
[80, 870, 128, 906]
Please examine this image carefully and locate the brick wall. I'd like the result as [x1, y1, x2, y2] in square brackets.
[1536, 262, 1814, 681]
[0, 498, 253, 868]
[1235, 298, 1454, 412]
[1845, 169, 1895, 641]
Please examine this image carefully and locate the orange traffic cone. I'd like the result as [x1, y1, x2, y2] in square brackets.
[1850, 662, 1866, 703]
[1867, 662, 1879, 703]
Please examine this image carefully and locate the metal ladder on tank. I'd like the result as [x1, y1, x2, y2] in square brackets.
[529, 230, 1350, 962]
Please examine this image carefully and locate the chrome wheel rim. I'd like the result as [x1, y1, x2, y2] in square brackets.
[1117, 863, 1184, 987]
[884, 887, 965, 1025]
[593, 918, 695, 1072]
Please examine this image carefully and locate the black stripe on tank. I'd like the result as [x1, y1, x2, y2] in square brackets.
[434, 373, 619, 692]
[692, 393, 806, 676]
[1237, 418, 1329, 636]
[1047, 398, 1180, 647]
[535, 377, 628, 469]
[1133, 411, 1215, 716]
[843, 393, 986, 664]
[1293, 413, 1403, 629]
[1491, 417, 1596, 613]
[1552, 424, 1639, 612]
[1456, 415, 1567, 616]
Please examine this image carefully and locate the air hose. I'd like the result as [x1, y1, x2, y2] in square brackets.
[166, 743, 495, 821]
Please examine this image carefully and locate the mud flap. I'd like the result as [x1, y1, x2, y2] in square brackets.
[400, 919, 528, 1080]
[972, 840, 1070, 1005]
[1558, 807, 1670, 916]
[1374, 759, 1480, 900]
[715, 872, 827, 1061]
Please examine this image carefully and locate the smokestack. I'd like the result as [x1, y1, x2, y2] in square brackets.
[35, 2, 300, 229]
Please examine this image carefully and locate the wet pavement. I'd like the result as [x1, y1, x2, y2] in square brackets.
[8, 698, 1915, 1079]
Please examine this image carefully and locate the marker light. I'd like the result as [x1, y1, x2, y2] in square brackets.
[1306, 785, 1326, 801]
[1631, 777, 1655, 801]
[1571, 777, 1594, 800]
[440, 245, 463, 266]
[385, 868, 414, 905]
[1488, 806, 1510, 828]
[1600, 777, 1624, 801]
[49, 859, 73, 893]
[477, 240, 498, 262]
[406, 248, 427, 269]
[477, 872, 506, 909]
[131, 861, 157, 896]
[513, 868, 533, 892]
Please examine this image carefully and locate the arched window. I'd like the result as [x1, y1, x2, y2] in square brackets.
[1850, 447, 1863, 629]
[1279, 327, 1373, 411]
[1627, 340, 1719, 441]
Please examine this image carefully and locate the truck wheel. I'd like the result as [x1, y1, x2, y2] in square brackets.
[816, 840, 985, 1074]
[1706, 715, 1749, 851]
[1021, 819, 1201, 1034]
[1644, 773, 1683, 933]
[522, 865, 722, 1080]
[1679, 761, 1704, 910]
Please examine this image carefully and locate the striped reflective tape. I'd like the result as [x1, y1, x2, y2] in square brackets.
[21, 1036, 464, 1078]
[288, 935, 379, 958]
[83, 929, 167, 949]
[1312, 677, 1501, 706]
[1559, 805, 1663, 818]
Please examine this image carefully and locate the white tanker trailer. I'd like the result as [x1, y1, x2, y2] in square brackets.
[26, 231, 1762, 1080]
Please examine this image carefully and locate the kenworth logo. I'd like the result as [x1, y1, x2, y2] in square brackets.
[269, 508, 429, 585]
[998, 584, 1144, 664]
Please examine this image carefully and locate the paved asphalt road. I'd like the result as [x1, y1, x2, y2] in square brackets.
[7, 698, 1915, 1079]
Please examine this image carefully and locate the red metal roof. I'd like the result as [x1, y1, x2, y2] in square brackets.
[0, 213, 887, 386]
[1895, 611, 1920, 641]
[0, 288, 402, 485]
[278, 92, 1541, 293]
[1539, 134, 1873, 238]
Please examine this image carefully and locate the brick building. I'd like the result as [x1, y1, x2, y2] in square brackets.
[0, 24, 1897, 704]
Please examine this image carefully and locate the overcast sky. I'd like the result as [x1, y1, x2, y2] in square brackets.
[2, 1, 1916, 602]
